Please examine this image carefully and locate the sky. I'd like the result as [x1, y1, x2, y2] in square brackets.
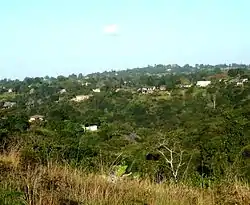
[0, 0, 250, 79]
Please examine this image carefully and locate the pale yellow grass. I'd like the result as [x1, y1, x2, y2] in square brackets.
[0, 149, 20, 168]
[1, 152, 250, 205]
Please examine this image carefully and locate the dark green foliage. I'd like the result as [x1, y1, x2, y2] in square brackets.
[0, 188, 26, 205]
[1, 64, 250, 184]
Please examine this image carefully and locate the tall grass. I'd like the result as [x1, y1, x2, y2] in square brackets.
[1, 150, 250, 205]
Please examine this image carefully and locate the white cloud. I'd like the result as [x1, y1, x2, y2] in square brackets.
[103, 24, 119, 35]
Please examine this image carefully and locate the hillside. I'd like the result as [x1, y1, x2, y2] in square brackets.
[1, 64, 250, 204]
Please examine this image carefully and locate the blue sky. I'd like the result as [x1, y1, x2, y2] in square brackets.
[0, 0, 250, 79]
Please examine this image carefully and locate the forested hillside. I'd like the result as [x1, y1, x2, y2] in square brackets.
[1, 64, 250, 204]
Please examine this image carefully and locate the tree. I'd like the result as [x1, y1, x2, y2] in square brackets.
[157, 142, 185, 182]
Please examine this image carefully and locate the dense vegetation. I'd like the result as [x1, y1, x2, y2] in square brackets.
[1, 63, 250, 204]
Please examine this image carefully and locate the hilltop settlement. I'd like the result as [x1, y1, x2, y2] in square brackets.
[1, 63, 250, 204]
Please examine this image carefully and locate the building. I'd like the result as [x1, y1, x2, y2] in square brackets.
[179, 84, 192, 88]
[82, 82, 90, 86]
[183, 84, 192, 88]
[137, 87, 148, 94]
[29, 115, 44, 123]
[137, 87, 155, 94]
[59, 89, 67, 94]
[196, 81, 211, 87]
[159, 86, 167, 91]
[93, 88, 101, 93]
[29, 88, 35, 94]
[85, 125, 98, 132]
[71, 95, 92, 102]
[236, 78, 248, 86]
[242, 78, 249, 83]
[2, 102, 16, 109]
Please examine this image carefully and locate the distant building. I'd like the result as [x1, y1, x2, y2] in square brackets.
[137, 87, 148, 94]
[242, 78, 249, 83]
[93, 88, 101, 93]
[29, 115, 44, 123]
[137, 87, 155, 94]
[85, 125, 98, 132]
[196, 81, 211, 87]
[82, 82, 90, 86]
[29, 88, 35, 94]
[159, 85, 167, 91]
[8, 88, 13, 93]
[71, 95, 92, 102]
[3, 102, 16, 109]
[178, 84, 192, 88]
[236, 78, 248, 86]
[183, 84, 192, 88]
[59, 89, 67, 94]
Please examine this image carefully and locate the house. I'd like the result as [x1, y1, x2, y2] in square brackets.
[242, 78, 249, 83]
[85, 125, 98, 132]
[159, 86, 167, 91]
[137, 87, 148, 94]
[137, 87, 155, 94]
[29, 115, 44, 123]
[196, 81, 211, 87]
[82, 82, 90, 86]
[179, 84, 192, 88]
[236, 78, 248, 86]
[93, 88, 101, 93]
[3, 102, 16, 109]
[29, 88, 35, 94]
[71, 95, 92, 102]
[8, 88, 13, 93]
[59, 89, 67, 94]
[230, 77, 248, 85]
[183, 84, 192, 88]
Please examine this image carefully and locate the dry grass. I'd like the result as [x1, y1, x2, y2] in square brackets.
[0, 149, 20, 168]
[1, 151, 250, 205]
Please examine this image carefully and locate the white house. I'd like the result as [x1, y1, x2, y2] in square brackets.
[196, 81, 211, 87]
[71, 95, 92, 102]
[29, 115, 44, 123]
[59, 89, 67, 94]
[159, 85, 167, 91]
[137, 87, 155, 94]
[179, 84, 192, 88]
[85, 125, 98, 132]
[8, 88, 13, 93]
[3, 102, 16, 109]
[93, 88, 101, 93]
[82, 82, 90, 86]
[242, 78, 248, 83]
[183, 84, 192, 88]
[29, 88, 35, 94]
[237, 82, 243, 86]
[236, 78, 248, 86]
